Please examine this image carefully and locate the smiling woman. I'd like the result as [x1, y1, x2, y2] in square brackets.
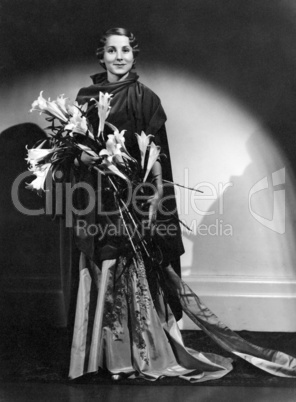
[96, 27, 139, 82]
[69, 27, 186, 380]
[100, 35, 134, 81]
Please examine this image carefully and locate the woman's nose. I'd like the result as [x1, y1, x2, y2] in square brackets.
[116, 51, 123, 60]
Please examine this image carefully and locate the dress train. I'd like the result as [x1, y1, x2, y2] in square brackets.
[69, 253, 296, 381]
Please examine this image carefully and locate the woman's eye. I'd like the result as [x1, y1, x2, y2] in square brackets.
[123, 48, 131, 53]
[107, 48, 115, 53]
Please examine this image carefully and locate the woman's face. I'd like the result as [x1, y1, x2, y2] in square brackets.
[102, 35, 134, 82]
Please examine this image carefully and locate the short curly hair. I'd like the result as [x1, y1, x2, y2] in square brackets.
[96, 27, 140, 69]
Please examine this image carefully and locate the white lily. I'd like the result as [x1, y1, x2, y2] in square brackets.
[99, 134, 130, 166]
[107, 134, 123, 160]
[91, 92, 113, 136]
[65, 117, 89, 136]
[30, 91, 69, 123]
[66, 102, 92, 137]
[75, 142, 126, 180]
[143, 142, 161, 182]
[65, 104, 91, 137]
[105, 122, 131, 156]
[66, 101, 88, 116]
[98, 159, 128, 181]
[26, 141, 56, 169]
[26, 163, 51, 194]
[135, 131, 154, 169]
[99, 149, 122, 165]
[114, 129, 126, 146]
[55, 94, 68, 115]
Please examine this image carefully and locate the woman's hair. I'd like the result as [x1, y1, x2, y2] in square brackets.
[96, 27, 140, 69]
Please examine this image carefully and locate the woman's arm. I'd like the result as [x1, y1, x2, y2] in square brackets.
[147, 160, 163, 228]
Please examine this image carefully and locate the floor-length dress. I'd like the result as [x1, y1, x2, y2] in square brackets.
[69, 71, 296, 381]
[69, 252, 296, 381]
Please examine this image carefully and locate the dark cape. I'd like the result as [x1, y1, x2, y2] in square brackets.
[73, 72, 184, 318]
[75, 72, 184, 261]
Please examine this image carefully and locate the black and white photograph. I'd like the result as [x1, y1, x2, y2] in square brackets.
[1, 1, 296, 401]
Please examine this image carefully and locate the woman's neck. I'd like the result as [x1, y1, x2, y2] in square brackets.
[107, 71, 130, 83]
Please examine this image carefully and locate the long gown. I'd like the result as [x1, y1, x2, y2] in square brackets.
[69, 72, 296, 381]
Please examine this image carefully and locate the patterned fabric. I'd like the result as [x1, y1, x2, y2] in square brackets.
[69, 254, 296, 381]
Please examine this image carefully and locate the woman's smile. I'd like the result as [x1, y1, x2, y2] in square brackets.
[102, 35, 134, 82]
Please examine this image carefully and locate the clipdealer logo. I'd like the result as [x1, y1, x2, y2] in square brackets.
[11, 167, 286, 235]
[248, 168, 285, 234]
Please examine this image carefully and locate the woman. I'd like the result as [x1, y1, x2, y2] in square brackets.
[73, 28, 184, 316]
[69, 28, 296, 381]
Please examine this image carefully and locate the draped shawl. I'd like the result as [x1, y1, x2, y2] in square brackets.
[75, 72, 184, 269]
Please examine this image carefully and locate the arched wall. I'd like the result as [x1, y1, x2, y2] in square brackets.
[143, 68, 296, 330]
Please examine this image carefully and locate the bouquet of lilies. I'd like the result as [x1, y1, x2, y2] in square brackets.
[27, 91, 163, 259]
[27, 91, 161, 194]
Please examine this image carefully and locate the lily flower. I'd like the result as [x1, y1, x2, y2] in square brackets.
[26, 163, 51, 194]
[26, 141, 56, 169]
[97, 158, 129, 181]
[114, 129, 126, 146]
[135, 131, 154, 169]
[65, 103, 91, 138]
[143, 142, 161, 182]
[30, 91, 69, 123]
[99, 134, 134, 166]
[66, 101, 88, 117]
[65, 117, 89, 136]
[91, 92, 113, 136]
[55, 94, 68, 115]
[106, 134, 123, 160]
[105, 122, 131, 157]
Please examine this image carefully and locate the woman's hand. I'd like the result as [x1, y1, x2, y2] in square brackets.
[147, 185, 163, 230]
[79, 151, 100, 167]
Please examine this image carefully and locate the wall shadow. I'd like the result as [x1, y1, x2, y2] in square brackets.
[0, 123, 61, 326]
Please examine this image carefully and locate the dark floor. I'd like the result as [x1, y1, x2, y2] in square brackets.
[1, 325, 296, 400]
[1, 383, 296, 402]
[1, 325, 296, 386]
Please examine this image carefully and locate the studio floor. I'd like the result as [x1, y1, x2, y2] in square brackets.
[1, 383, 296, 402]
[1, 326, 296, 401]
